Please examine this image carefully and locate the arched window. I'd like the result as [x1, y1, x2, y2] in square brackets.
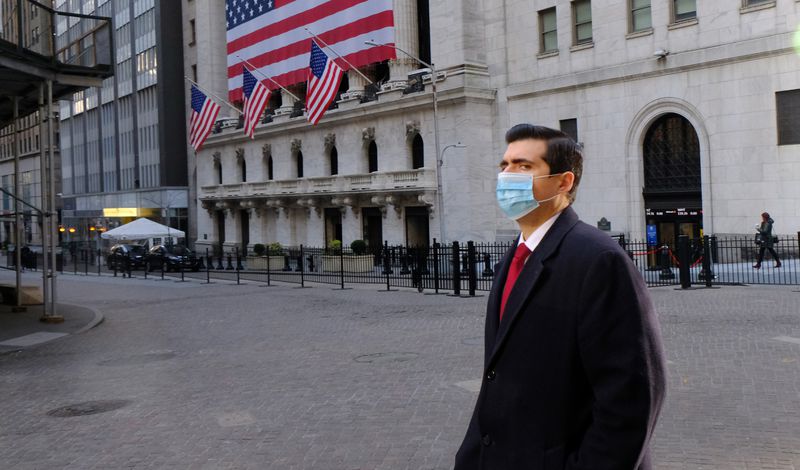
[296, 150, 304, 178]
[643, 113, 700, 194]
[368, 141, 378, 173]
[330, 146, 338, 176]
[267, 156, 274, 180]
[411, 134, 424, 169]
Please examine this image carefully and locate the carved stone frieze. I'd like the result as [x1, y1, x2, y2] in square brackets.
[361, 126, 375, 142]
[290, 138, 302, 153]
[405, 121, 420, 137]
[324, 133, 336, 150]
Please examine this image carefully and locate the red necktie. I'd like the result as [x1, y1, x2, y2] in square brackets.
[499, 243, 532, 321]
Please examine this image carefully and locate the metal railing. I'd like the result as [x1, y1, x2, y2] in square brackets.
[0, 0, 112, 70]
[4, 234, 799, 293]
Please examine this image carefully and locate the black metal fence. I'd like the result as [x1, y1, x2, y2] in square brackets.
[4, 233, 799, 293]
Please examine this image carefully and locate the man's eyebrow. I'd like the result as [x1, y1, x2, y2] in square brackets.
[501, 157, 536, 165]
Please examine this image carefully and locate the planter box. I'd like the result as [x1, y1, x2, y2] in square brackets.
[321, 255, 374, 273]
[245, 255, 285, 270]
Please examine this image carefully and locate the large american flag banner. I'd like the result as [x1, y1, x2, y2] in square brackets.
[242, 66, 271, 137]
[306, 40, 344, 125]
[189, 85, 221, 152]
[226, 0, 396, 102]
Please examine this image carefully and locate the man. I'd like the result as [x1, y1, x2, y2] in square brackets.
[455, 124, 667, 469]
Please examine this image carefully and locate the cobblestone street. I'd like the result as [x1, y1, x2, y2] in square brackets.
[0, 274, 799, 469]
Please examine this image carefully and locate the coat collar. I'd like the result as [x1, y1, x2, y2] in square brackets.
[486, 206, 580, 368]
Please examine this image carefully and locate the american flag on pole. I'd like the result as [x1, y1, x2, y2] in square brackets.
[226, 0, 396, 102]
[242, 66, 271, 138]
[190, 85, 221, 152]
[306, 41, 344, 125]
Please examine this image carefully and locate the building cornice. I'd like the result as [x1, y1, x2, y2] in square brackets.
[507, 31, 794, 101]
[201, 86, 496, 148]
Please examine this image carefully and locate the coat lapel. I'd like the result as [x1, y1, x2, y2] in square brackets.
[487, 207, 580, 368]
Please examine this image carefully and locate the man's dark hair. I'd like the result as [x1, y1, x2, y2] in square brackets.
[505, 123, 583, 203]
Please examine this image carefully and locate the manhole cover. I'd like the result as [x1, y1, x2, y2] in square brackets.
[353, 352, 419, 364]
[47, 400, 131, 417]
[98, 351, 176, 366]
[461, 336, 482, 346]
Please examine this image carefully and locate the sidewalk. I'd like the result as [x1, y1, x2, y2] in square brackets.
[0, 270, 103, 355]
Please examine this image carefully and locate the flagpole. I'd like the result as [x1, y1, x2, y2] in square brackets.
[184, 76, 243, 115]
[303, 28, 374, 85]
[234, 55, 301, 102]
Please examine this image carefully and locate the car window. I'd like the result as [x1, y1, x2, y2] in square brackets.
[168, 246, 192, 256]
[128, 246, 145, 255]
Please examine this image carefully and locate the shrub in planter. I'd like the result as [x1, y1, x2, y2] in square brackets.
[322, 239, 373, 273]
[350, 239, 368, 256]
[327, 239, 342, 255]
[247, 242, 285, 270]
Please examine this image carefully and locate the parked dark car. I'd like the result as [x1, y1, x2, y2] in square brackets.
[106, 244, 146, 270]
[145, 245, 201, 272]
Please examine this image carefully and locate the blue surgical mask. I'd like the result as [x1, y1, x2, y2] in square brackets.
[496, 172, 561, 220]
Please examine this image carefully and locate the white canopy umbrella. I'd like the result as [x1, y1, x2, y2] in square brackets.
[100, 217, 184, 240]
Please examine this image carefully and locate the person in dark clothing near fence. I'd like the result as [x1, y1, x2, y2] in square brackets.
[753, 212, 781, 269]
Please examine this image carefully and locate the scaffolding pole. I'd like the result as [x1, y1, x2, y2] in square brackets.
[47, 80, 59, 320]
[38, 84, 50, 318]
[12, 97, 22, 310]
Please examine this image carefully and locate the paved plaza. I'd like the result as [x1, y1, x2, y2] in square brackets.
[0, 273, 799, 469]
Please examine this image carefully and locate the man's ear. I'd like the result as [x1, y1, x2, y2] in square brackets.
[560, 172, 575, 193]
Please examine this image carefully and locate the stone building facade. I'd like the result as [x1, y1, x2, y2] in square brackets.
[192, 0, 800, 255]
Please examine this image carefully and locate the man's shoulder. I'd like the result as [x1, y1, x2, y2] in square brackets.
[564, 220, 624, 252]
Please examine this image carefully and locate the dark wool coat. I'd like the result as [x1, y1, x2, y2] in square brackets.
[455, 207, 667, 470]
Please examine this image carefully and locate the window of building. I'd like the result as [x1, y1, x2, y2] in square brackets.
[539, 8, 558, 53]
[672, 0, 696, 23]
[744, 0, 772, 6]
[630, 0, 651, 32]
[417, 0, 431, 65]
[330, 146, 338, 176]
[368, 141, 378, 173]
[216, 161, 222, 185]
[296, 151, 304, 178]
[191, 64, 197, 82]
[776, 89, 800, 146]
[240, 157, 247, 183]
[267, 155, 274, 180]
[573, 0, 592, 45]
[411, 134, 424, 169]
[560, 119, 578, 143]
[189, 19, 196, 45]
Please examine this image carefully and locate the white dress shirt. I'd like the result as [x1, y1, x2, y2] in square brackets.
[516, 211, 563, 261]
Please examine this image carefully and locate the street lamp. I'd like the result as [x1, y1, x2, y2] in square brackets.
[440, 142, 466, 166]
[364, 40, 447, 242]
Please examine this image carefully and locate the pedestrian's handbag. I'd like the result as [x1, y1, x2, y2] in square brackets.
[754, 233, 763, 245]
[773, 235, 779, 244]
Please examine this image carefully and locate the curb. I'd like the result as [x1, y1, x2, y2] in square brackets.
[0, 303, 104, 357]
[64, 302, 105, 335]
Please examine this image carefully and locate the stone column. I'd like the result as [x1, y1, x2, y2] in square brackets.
[223, 205, 241, 253]
[384, 0, 419, 91]
[383, 195, 405, 245]
[274, 86, 301, 118]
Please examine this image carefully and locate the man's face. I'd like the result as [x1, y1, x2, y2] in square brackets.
[499, 138, 561, 203]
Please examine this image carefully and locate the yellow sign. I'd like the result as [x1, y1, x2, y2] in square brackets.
[103, 208, 139, 217]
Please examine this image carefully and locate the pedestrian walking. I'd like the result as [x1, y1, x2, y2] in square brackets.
[455, 124, 667, 469]
[753, 211, 781, 269]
